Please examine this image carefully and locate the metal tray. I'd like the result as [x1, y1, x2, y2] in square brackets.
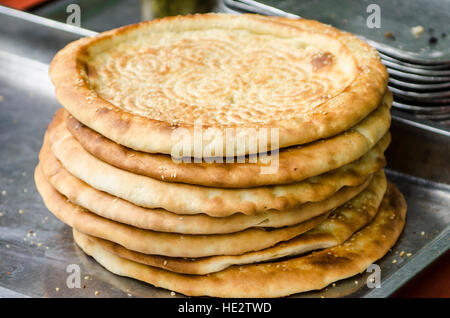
[0, 6, 449, 298]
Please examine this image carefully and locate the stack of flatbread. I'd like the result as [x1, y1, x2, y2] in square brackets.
[35, 14, 407, 297]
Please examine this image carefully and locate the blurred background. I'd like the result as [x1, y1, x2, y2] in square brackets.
[1, 0, 220, 31]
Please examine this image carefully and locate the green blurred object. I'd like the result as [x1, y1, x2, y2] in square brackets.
[140, 0, 217, 20]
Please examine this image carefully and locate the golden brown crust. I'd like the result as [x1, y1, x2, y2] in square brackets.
[46, 109, 389, 216]
[39, 132, 371, 234]
[73, 182, 406, 297]
[34, 164, 329, 258]
[72, 171, 386, 275]
[49, 14, 388, 155]
[64, 92, 391, 188]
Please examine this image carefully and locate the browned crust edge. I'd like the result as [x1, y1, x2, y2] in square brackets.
[49, 14, 388, 155]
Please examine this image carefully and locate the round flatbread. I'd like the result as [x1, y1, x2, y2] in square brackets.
[73, 182, 406, 297]
[35, 165, 329, 258]
[72, 171, 386, 275]
[46, 110, 389, 216]
[49, 14, 387, 156]
[65, 92, 391, 188]
[39, 135, 371, 234]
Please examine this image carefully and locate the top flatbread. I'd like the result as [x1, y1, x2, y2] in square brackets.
[65, 92, 391, 188]
[73, 182, 406, 297]
[49, 14, 387, 155]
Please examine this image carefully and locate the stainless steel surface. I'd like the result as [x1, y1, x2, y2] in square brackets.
[382, 59, 450, 77]
[32, 0, 141, 33]
[31, 0, 220, 32]
[379, 52, 450, 70]
[388, 78, 450, 92]
[226, 0, 450, 64]
[361, 37, 450, 66]
[391, 110, 450, 139]
[392, 102, 450, 118]
[0, 6, 96, 64]
[0, 6, 449, 298]
[389, 86, 450, 102]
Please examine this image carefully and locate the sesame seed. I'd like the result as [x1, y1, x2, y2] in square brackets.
[170, 291, 175, 296]
[55, 287, 59, 292]
[406, 253, 412, 257]
[399, 251, 405, 257]
[95, 291, 99, 296]
[392, 259, 397, 264]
